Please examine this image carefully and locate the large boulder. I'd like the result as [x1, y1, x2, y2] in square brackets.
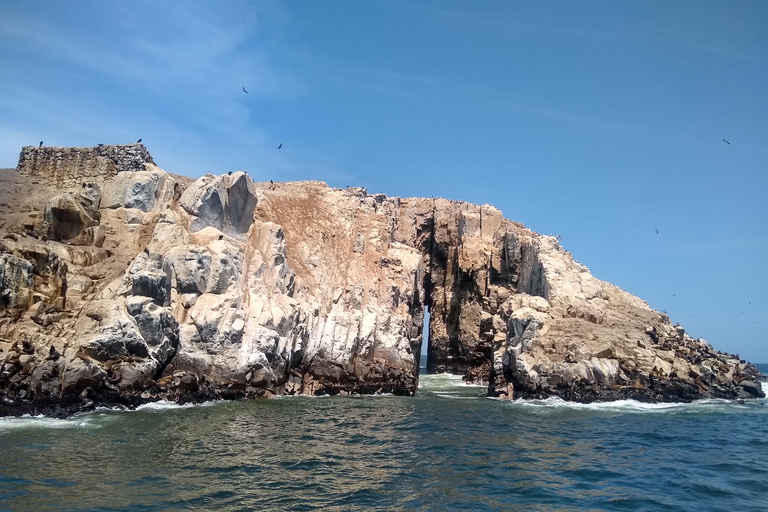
[101, 165, 174, 212]
[45, 192, 100, 242]
[0, 251, 34, 317]
[180, 172, 257, 236]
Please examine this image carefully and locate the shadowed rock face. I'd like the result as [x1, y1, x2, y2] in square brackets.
[0, 145, 763, 417]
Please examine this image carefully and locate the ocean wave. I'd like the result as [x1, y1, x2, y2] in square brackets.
[422, 373, 768, 413]
[0, 415, 101, 430]
[499, 396, 767, 414]
[135, 399, 223, 411]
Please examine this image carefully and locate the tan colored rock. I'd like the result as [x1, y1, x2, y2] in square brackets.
[0, 145, 763, 417]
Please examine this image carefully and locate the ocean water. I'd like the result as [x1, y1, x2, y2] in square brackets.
[1, 365, 767, 512]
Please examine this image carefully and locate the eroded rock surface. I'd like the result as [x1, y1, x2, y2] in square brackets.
[0, 145, 762, 416]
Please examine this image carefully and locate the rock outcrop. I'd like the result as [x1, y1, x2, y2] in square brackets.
[0, 145, 763, 416]
[17, 143, 154, 188]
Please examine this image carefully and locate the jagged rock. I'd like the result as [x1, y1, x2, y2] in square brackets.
[17, 144, 155, 188]
[0, 251, 34, 317]
[163, 245, 210, 294]
[101, 165, 174, 212]
[131, 270, 171, 306]
[0, 242, 68, 321]
[0, 145, 763, 417]
[44, 192, 100, 242]
[180, 172, 257, 236]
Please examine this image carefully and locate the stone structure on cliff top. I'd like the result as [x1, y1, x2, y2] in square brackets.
[0, 144, 763, 416]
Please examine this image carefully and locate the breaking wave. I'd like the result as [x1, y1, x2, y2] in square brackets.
[0, 414, 103, 431]
[419, 371, 768, 413]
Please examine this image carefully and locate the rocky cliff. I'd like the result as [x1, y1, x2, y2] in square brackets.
[0, 145, 763, 416]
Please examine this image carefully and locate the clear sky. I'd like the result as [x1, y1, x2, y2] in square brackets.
[1, 1, 766, 361]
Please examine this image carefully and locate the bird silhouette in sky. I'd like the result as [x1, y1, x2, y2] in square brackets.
[655, 229, 659, 234]
[137, 138, 142, 143]
[278, 143, 282, 149]
[243, 87, 248, 94]
[723, 139, 731, 145]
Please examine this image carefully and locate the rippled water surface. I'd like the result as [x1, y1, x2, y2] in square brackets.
[2, 366, 767, 512]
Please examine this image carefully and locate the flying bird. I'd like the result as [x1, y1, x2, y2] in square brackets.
[243, 87, 248, 94]
[278, 143, 282, 149]
[655, 229, 659, 234]
[723, 139, 731, 145]
[137, 138, 142, 143]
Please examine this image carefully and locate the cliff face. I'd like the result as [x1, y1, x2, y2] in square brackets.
[0, 145, 763, 416]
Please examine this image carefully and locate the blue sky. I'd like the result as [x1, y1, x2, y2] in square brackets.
[1, 1, 766, 361]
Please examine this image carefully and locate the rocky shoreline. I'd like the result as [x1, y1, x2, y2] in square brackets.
[1, 144, 763, 417]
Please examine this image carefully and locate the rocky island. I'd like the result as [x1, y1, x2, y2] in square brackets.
[0, 144, 763, 416]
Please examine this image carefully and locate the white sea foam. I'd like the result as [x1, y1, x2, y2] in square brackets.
[135, 399, 223, 411]
[495, 395, 768, 414]
[423, 372, 767, 413]
[0, 414, 101, 430]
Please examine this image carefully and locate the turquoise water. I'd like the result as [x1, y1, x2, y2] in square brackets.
[1, 366, 767, 512]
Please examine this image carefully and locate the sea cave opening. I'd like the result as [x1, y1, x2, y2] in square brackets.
[420, 306, 431, 375]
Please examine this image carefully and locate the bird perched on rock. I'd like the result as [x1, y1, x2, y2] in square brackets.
[46, 345, 61, 361]
[137, 138, 142, 143]
[227, 171, 232, 175]
[39, 141, 43, 148]
[143, 247, 150, 254]
[218, 234, 224, 240]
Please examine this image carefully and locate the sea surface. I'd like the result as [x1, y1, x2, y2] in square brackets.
[1, 364, 767, 512]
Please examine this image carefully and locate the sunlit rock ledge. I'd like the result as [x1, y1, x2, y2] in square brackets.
[0, 144, 763, 417]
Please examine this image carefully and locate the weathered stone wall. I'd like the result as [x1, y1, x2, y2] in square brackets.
[17, 144, 154, 188]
